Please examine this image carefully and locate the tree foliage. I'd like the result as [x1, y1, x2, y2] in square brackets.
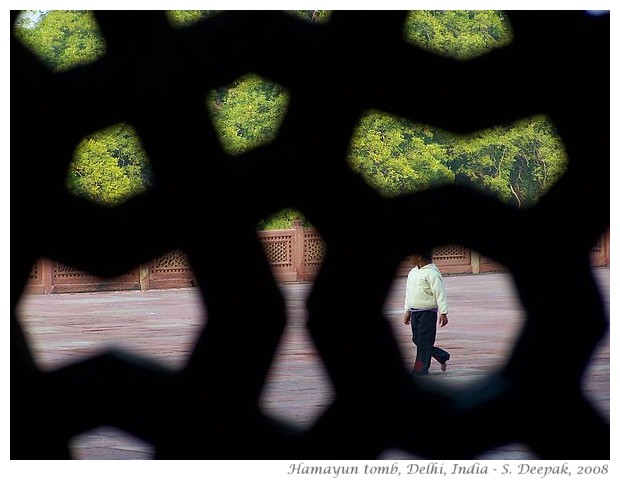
[166, 10, 220, 28]
[207, 74, 290, 156]
[348, 112, 455, 198]
[14, 9, 568, 227]
[256, 208, 306, 231]
[447, 117, 567, 208]
[14, 10, 105, 72]
[286, 11, 332, 24]
[404, 10, 513, 60]
[66, 124, 152, 206]
[347, 112, 567, 208]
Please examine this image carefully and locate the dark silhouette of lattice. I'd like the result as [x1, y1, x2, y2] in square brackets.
[11, 10, 609, 459]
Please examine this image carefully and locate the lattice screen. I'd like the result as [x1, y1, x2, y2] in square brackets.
[262, 235, 294, 267]
[28, 262, 40, 281]
[304, 233, 327, 267]
[150, 249, 192, 274]
[52, 262, 90, 279]
[433, 244, 467, 262]
[11, 11, 609, 459]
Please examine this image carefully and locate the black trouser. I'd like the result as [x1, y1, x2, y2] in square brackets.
[410, 310, 450, 374]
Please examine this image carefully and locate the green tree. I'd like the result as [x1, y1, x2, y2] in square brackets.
[14, 10, 105, 72]
[448, 117, 567, 208]
[349, 111, 567, 208]
[166, 10, 220, 28]
[348, 111, 454, 198]
[404, 10, 512, 60]
[166, 10, 331, 28]
[207, 74, 290, 156]
[286, 11, 331, 23]
[256, 208, 305, 230]
[67, 124, 152, 206]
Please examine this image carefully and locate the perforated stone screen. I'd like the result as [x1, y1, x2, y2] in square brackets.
[28, 262, 40, 281]
[434, 244, 467, 262]
[304, 233, 327, 266]
[150, 249, 192, 274]
[262, 235, 294, 267]
[11, 11, 609, 459]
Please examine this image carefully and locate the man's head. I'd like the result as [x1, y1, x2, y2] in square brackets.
[412, 249, 434, 266]
[421, 249, 434, 262]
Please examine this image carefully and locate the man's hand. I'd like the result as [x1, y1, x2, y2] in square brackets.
[403, 312, 411, 325]
[439, 313, 448, 327]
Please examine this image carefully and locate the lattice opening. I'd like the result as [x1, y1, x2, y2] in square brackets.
[473, 443, 537, 460]
[13, 10, 106, 72]
[347, 111, 568, 208]
[166, 10, 221, 28]
[69, 426, 154, 460]
[385, 260, 526, 389]
[379, 444, 538, 460]
[16, 288, 205, 372]
[386, 257, 610, 429]
[403, 10, 513, 61]
[260, 283, 334, 428]
[67, 123, 154, 207]
[581, 332, 610, 422]
[207, 74, 291, 156]
[285, 11, 332, 24]
[580, 267, 610, 422]
[257, 208, 306, 231]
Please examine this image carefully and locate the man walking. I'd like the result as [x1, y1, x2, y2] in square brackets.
[403, 250, 450, 375]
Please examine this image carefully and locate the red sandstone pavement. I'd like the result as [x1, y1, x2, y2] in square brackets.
[15, 268, 610, 460]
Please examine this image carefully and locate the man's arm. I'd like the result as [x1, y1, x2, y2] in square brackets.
[429, 271, 449, 327]
[403, 275, 411, 324]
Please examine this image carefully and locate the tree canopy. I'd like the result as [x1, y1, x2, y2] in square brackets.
[404, 10, 512, 60]
[207, 74, 290, 156]
[14, 10, 568, 224]
[67, 124, 153, 206]
[14, 10, 105, 72]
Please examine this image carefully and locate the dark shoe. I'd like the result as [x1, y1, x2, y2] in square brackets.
[440, 362, 447, 372]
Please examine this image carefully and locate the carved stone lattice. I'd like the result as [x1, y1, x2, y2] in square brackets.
[53, 262, 95, 279]
[433, 244, 467, 261]
[29, 262, 39, 281]
[304, 234, 326, 266]
[261, 236, 293, 267]
[151, 249, 192, 274]
[591, 237, 603, 254]
[11, 11, 609, 460]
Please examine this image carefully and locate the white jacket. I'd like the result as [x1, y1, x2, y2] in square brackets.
[404, 263, 448, 314]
